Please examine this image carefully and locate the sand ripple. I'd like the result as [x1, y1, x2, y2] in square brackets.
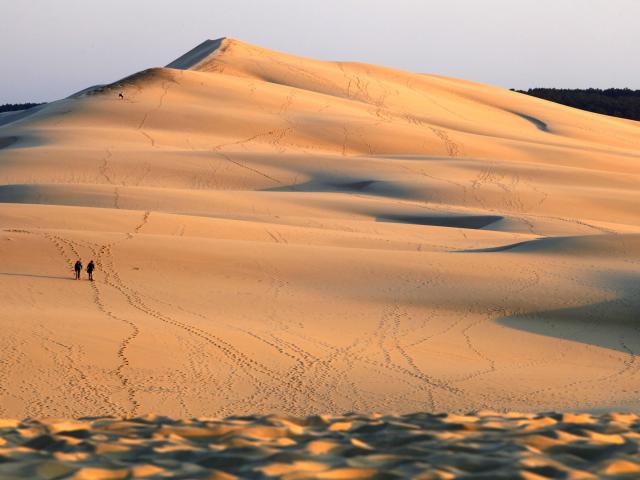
[1, 412, 640, 478]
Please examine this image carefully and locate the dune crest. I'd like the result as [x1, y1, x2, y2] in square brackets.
[0, 38, 639, 418]
[166, 37, 227, 70]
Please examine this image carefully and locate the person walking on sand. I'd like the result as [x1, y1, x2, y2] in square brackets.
[74, 260, 83, 280]
[87, 260, 95, 281]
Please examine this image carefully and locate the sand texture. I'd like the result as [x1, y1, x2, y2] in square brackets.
[0, 38, 639, 419]
[3, 412, 640, 479]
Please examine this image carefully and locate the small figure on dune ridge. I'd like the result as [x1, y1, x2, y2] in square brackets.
[87, 260, 95, 281]
[74, 260, 82, 280]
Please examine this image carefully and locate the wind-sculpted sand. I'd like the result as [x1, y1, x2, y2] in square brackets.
[3, 412, 640, 479]
[0, 38, 639, 419]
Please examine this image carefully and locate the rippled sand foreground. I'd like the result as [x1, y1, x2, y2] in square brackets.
[2, 412, 640, 479]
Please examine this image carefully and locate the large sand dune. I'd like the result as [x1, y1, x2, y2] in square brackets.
[1, 38, 639, 419]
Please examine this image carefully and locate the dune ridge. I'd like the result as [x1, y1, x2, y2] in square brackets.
[0, 38, 639, 423]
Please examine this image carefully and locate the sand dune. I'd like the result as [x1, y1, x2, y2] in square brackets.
[0, 38, 639, 419]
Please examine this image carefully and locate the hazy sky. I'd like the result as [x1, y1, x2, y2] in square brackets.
[2, 0, 639, 104]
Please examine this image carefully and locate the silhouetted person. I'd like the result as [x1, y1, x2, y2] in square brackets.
[87, 260, 95, 281]
[118, 92, 124, 100]
[74, 260, 83, 280]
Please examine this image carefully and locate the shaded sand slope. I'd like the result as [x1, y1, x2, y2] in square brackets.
[0, 38, 639, 418]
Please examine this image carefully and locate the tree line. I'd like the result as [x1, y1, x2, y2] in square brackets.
[0, 102, 44, 113]
[513, 88, 640, 121]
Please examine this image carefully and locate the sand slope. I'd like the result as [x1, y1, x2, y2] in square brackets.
[0, 38, 639, 418]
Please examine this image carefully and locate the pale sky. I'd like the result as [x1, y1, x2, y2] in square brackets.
[1, 0, 639, 104]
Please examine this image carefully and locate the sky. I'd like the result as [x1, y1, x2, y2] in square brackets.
[1, 0, 639, 104]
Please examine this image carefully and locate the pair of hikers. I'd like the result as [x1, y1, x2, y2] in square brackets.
[74, 260, 95, 281]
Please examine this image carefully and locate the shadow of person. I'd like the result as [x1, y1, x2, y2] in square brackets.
[0, 272, 75, 281]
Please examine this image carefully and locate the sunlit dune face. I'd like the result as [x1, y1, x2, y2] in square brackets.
[0, 38, 638, 421]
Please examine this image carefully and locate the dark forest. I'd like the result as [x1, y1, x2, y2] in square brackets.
[513, 88, 640, 121]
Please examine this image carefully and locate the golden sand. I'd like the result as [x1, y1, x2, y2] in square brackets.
[0, 38, 638, 419]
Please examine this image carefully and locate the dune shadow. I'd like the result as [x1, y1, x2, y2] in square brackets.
[166, 38, 226, 69]
[509, 111, 549, 132]
[498, 273, 639, 354]
[0, 272, 73, 281]
[457, 239, 542, 253]
[335, 180, 378, 191]
[378, 214, 503, 230]
[0, 184, 43, 204]
[457, 234, 640, 257]
[264, 175, 413, 198]
[0, 136, 18, 149]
